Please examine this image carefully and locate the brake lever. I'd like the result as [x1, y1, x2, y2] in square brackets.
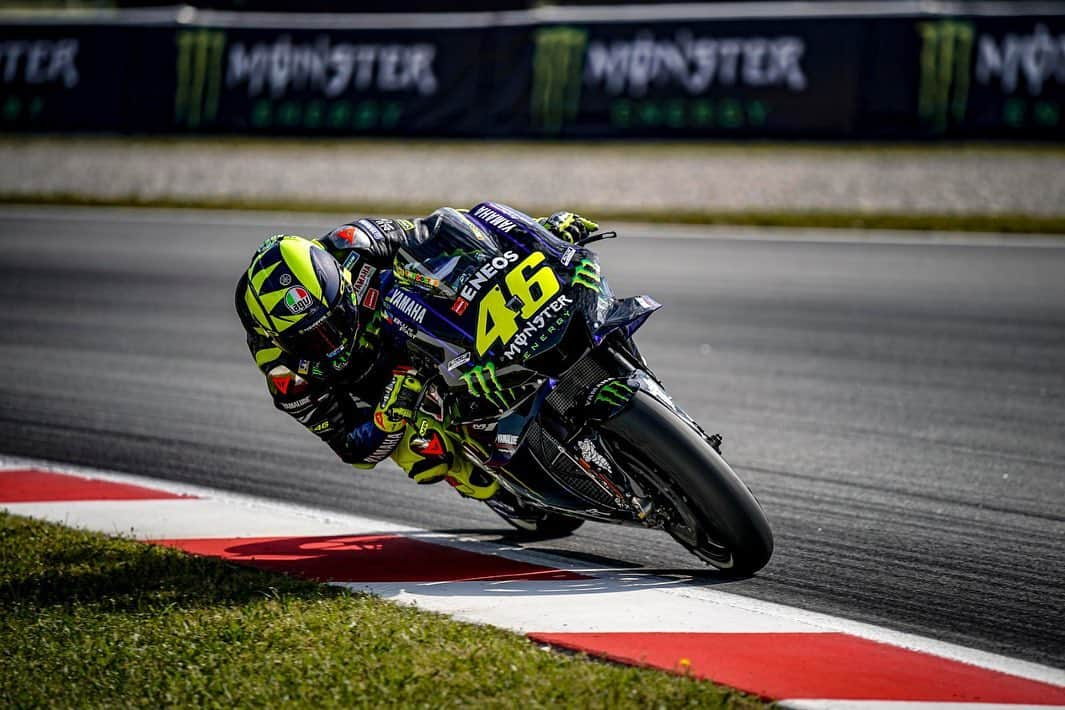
[576, 231, 617, 247]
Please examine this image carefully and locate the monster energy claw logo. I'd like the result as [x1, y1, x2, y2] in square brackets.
[572, 258, 601, 291]
[592, 380, 634, 407]
[531, 26, 588, 134]
[176, 29, 226, 128]
[460, 362, 513, 409]
[917, 20, 975, 133]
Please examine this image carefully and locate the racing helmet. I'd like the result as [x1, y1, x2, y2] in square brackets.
[242, 235, 360, 372]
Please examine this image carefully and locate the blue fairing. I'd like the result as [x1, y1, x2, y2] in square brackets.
[590, 295, 662, 344]
[377, 204, 658, 437]
[467, 202, 573, 258]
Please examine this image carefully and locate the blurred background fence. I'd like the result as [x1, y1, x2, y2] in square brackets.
[2, 2, 1063, 139]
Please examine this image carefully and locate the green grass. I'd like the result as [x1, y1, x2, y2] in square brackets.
[0, 512, 765, 709]
[5, 192, 1065, 235]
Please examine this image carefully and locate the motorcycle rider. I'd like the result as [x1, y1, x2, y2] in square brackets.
[235, 208, 598, 501]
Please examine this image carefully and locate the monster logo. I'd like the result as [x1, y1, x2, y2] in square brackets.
[530, 26, 588, 134]
[590, 380, 634, 408]
[459, 362, 513, 409]
[356, 310, 383, 352]
[175, 29, 227, 129]
[916, 20, 975, 133]
[571, 258, 601, 292]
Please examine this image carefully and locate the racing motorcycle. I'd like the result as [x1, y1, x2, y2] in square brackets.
[379, 203, 773, 575]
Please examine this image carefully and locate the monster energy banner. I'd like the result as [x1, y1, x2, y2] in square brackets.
[1, 9, 1063, 138]
[0, 25, 129, 131]
[906, 16, 1065, 137]
[528, 19, 866, 137]
[526, 15, 1065, 138]
[170, 26, 488, 134]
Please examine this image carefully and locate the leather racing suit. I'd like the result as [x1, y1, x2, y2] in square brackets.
[235, 216, 425, 469]
[235, 209, 595, 496]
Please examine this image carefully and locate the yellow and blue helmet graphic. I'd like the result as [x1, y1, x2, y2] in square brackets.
[243, 235, 359, 362]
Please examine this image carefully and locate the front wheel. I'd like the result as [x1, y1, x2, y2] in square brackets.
[602, 391, 773, 575]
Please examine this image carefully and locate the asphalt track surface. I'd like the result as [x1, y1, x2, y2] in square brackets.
[1, 206, 1063, 668]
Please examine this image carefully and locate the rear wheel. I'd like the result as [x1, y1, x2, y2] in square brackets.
[603, 392, 773, 575]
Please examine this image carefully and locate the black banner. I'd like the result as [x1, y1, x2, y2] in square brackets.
[855, 15, 1065, 138]
[166, 26, 493, 135]
[1, 7, 1063, 139]
[0, 24, 128, 131]
[916, 15, 1064, 138]
[524, 19, 867, 137]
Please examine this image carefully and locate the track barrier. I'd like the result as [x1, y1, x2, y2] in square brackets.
[2, 2, 1063, 138]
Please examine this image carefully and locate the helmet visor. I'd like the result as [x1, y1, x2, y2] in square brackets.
[276, 291, 359, 361]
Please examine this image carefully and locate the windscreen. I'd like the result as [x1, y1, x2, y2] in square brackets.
[392, 208, 505, 299]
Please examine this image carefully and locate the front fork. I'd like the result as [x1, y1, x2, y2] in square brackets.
[564, 367, 673, 523]
[567, 333, 720, 527]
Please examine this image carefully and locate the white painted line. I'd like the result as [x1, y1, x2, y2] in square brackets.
[3, 454, 1064, 688]
[0, 457, 417, 535]
[341, 579, 826, 634]
[616, 222, 1065, 248]
[3, 206, 1063, 247]
[781, 702, 1065, 710]
[0, 499, 388, 540]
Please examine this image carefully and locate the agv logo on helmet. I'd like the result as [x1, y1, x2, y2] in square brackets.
[284, 286, 313, 314]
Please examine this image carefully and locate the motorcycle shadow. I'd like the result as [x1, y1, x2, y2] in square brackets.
[190, 530, 744, 598]
[395, 529, 737, 598]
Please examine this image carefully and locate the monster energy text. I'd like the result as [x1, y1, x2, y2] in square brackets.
[916, 20, 975, 133]
[502, 293, 573, 361]
[227, 36, 437, 98]
[175, 29, 226, 128]
[976, 23, 1065, 96]
[586, 31, 807, 96]
[531, 26, 588, 134]
[0, 39, 79, 87]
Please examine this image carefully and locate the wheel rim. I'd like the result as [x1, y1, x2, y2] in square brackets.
[609, 443, 734, 568]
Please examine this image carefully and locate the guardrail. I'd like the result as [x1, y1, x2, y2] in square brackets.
[2, 3, 1063, 138]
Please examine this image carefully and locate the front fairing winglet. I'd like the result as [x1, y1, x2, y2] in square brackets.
[591, 295, 661, 344]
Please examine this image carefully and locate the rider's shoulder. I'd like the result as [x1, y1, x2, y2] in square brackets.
[319, 218, 419, 253]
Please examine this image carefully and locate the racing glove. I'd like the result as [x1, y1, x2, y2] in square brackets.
[373, 367, 422, 433]
[539, 212, 598, 244]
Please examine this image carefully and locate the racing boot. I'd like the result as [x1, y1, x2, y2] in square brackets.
[442, 454, 499, 501]
[391, 415, 499, 500]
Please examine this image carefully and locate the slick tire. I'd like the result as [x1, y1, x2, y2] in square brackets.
[603, 391, 774, 576]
